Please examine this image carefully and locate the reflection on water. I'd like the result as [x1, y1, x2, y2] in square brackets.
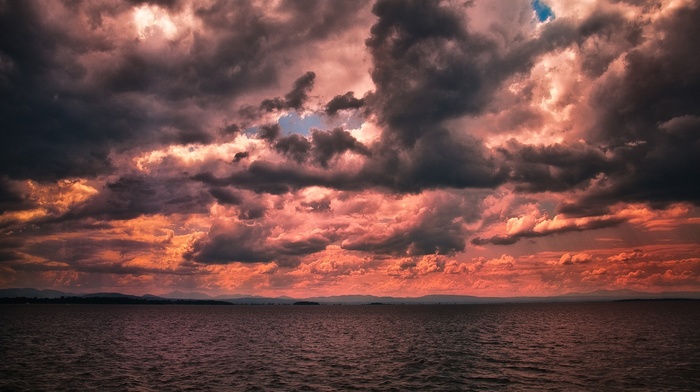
[1, 302, 699, 391]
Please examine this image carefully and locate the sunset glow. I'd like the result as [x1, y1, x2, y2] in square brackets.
[1, 0, 699, 298]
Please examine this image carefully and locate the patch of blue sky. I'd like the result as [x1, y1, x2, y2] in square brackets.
[245, 111, 366, 138]
[279, 111, 365, 136]
[532, 0, 554, 22]
[278, 112, 324, 136]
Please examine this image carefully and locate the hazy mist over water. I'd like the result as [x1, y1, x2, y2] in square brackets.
[2, 302, 699, 391]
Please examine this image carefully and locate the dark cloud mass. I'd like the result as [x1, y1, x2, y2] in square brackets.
[364, 0, 610, 145]
[185, 220, 332, 265]
[274, 134, 312, 163]
[503, 141, 613, 193]
[260, 71, 316, 112]
[185, 222, 275, 264]
[366, 0, 486, 145]
[341, 200, 469, 256]
[325, 92, 366, 115]
[233, 151, 250, 163]
[259, 123, 282, 142]
[573, 3, 700, 208]
[359, 0, 628, 193]
[311, 127, 371, 168]
[63, 175, 213, 221]
[208, 187, 242, 206]
[0, 1, 365, 180]
[188, 0, 700, 206]
[0, 178, 29, 213]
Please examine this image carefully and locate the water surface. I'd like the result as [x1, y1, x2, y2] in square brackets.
[2, 302, 699, 391]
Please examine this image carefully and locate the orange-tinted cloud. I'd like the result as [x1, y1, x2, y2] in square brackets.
[1, 0, 699, 297]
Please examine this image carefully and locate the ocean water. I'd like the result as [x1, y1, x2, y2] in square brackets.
[1, 302, 699, 391]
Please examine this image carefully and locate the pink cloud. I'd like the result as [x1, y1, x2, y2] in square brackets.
[1, 0, 699, 299]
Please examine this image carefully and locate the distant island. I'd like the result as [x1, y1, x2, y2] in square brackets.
[0, 296, 233, 305]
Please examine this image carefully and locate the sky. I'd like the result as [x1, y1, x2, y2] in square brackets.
[1, 0, 699, 297]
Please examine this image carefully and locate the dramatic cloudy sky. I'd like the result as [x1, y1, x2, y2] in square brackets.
[1, 0, 699, 297]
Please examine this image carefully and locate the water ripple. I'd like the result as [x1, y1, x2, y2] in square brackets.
[1, 302, 699, 391]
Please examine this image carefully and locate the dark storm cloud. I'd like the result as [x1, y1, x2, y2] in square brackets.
[283, 71, 316, 111]
[342, 193, 480, 256]
[324, 92, 365, 115]
[27, 238, 155, 264]
[274, 134, 312, 163]
[220, 123, 241, 137]
[126, 0, 181, 9]
[501, 141, 613, 193]
[0, 248, 22, 263]
[183, 188, 485, 262]
[449, 1, 700, 217]
[192, 161, 363, 195]
[342, 221, 465, 256]
[233, 152, 250, 163]
[238, 204, 266, 221]
[0, 237, 24, 262]
[298, 198, 332, 213]
[208, 189, 267, 221]
[0, 178, 31, 213]
[365, 0, 486, 146]
[311, 127, 371, 168]
[577, 12, 642, 77]
[276, 236, 332, 256]
[359, 129, 508, 193]
[565, 2, 700, 210]
[208, 187, 242, 206]
[0, 1, 368, 181]
[184, 221, 332, 265]
[356, 0, 627, 193]
[260, 72, 316, 112]
[259, 123, 282, 142]
[365, 0, 617, 144]
[194, 128, 501, 194]
[0, 1, 213, 180]
[273, 127, 371, 167]
[64, 175, 213, 221]
[10, 235, 203, 276]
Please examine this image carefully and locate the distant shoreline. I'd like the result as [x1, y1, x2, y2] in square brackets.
[0, 297, 234, 305]
[1, 296, 698, 305]
[612, 298, 700, 302]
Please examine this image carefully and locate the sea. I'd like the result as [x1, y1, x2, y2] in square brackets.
[1, 301, 699, 391]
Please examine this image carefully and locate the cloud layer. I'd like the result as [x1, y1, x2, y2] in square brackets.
[1, 0, 698, 296]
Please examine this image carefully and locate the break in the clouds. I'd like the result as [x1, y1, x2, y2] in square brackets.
[1, 0, 698, 297]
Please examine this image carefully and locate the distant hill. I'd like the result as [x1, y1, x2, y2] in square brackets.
[0, 288, 74, 299]
[214, 294, 272, 300]
[81, 292, 140, 299]
[1, 288, 699, 304]
[160, 291, 213, 300]
[222, 297, 298, 305]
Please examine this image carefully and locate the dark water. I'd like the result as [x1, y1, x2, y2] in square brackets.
[1, 302, 699, 391]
